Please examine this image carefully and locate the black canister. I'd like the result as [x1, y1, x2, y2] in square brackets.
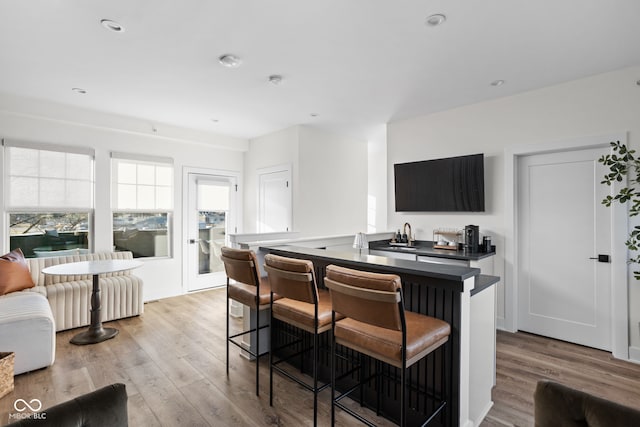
[464, 225, 479, 252]
[483, 236, 492, 253]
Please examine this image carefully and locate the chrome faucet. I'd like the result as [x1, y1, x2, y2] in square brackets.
[403, 222, 412, 245]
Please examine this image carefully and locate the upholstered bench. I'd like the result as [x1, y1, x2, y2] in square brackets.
[0, 291, 55, 375]
[26, 251, 144, 331]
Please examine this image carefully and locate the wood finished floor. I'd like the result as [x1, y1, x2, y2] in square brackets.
[1, 288, 639, 426]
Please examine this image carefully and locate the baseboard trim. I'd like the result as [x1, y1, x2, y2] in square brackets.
[629, 346, 640, 364]
[473, 401, 494, 427]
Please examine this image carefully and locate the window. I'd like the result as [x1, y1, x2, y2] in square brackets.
[4, 140, 94, 257]
[112, 153, 173, 258]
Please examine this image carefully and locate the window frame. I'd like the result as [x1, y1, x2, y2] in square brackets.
[111, 152, 174, 259]
[2, 139, 95, 256]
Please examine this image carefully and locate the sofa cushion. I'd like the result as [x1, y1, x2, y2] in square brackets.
[0, 291, 55, 374]
[0, 249, 35, 296]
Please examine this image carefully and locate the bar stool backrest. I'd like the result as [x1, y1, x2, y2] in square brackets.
[264, 254, 317, 304]
[325, 264, 403, 331]
[221, 247, 260, 286]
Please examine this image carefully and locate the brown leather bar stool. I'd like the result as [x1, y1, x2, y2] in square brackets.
[264, 254, 337, 427]
[221, 246, 277, 396]
[325, 264, 451, 427]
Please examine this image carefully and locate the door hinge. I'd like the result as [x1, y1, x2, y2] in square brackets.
[286, 181, 289, 188]
[235, 184, 238, 192]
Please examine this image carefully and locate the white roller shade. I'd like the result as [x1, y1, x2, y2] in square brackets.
[197, 180, 230, 211]
[112, 155, 173, 211]
[5, 145, 94, 209]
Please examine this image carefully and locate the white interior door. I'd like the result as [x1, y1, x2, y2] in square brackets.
[186, 173, 237, 292]
[517, 147, 612, 350]
[258, 168, 291, 232]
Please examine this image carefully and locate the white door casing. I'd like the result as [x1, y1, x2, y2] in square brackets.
[184, 169, 238, 292]
[517, 147, 612, 350]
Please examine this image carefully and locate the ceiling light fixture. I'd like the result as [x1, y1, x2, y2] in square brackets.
[71, 87, 87, 94]
[310, 113, 319, 118]
[100, 19, 125, 33]
[268, 75, 283, 85]
[425, 13, 446, 27]
[490, 79, 505, 87]
[218, 54, 242, 68]
[211, 118, 219, 123]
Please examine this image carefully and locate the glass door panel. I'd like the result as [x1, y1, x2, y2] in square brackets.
[186, 173, 236, 292]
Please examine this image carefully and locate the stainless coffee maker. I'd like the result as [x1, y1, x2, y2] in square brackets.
[464, 225, 479, 253]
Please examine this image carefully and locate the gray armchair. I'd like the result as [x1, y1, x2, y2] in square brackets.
[7, 383, 127, 427]
[535, 380, 640, 427]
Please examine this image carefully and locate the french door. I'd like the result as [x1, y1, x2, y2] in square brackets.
[185, 171, 237, 292]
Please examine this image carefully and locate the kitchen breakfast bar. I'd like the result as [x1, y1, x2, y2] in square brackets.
[258, 244, 499, 427]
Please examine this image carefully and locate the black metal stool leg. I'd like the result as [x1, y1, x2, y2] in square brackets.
[226, 280, 230, 376]
[269, 296, 274, 406]
[331, 312, 336, 427]
[313, 328, 319, 426]
[255, 306, 260, 396]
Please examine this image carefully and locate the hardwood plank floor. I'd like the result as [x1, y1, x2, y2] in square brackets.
[482, 329, 640, 427]
[2, 288, 639, 426]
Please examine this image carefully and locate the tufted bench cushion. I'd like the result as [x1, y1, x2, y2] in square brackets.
[25, 251, 143, 331]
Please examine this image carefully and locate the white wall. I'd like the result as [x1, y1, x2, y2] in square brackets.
[243, 126, 299, 233]
[243, 125, 369, 237]
[387, 65, 640, 354]
[0, 96, 247, 301]
[298, 126, 368, 236]
[367, 124, 388, 233]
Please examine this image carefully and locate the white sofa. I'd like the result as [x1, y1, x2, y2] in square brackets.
[26, 251, 144, 331]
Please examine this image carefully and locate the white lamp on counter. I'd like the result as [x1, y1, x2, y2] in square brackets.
[353, 232, 368, 253]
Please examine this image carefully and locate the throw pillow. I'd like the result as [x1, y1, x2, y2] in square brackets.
[0, 248, 35, 296]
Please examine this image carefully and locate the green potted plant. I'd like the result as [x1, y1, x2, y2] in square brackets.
[599, 140, 640, 278]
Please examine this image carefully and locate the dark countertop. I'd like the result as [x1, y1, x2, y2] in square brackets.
[261, 245, 481, 284]
[472, 274, 500, 296]
[369, 239, 496, 261]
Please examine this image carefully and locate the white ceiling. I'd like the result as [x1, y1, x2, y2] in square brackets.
[1, 1, 639, 142]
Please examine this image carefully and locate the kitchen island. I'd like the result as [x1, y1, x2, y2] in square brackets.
[260, 245, 498, 427]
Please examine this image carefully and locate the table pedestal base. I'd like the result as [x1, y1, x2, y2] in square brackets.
[70, 327, 119, 345]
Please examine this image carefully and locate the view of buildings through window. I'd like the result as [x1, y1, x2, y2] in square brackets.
[9, 212, 89, 257]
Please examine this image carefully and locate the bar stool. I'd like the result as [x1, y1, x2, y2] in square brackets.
[324, 264, 451, 427]
[264, 254, 337, 426]
[221, 246, 277, 396]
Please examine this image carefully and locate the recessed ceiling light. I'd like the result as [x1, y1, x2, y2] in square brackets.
[425, 13, 446, 27]
[490, 79, 505, 87]
[100, 19, 125, 33]
[218, 54, 242, 68]
[71, 87, 87, 94]
[268, 75, 283, 85]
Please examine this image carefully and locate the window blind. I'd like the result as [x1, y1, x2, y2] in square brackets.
[4, 142, 94, 210]
[111, 153, 173, 210]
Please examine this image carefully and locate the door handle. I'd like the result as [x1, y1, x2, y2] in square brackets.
[188, 239, 198, 244]
[589, 254, 610, 263]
